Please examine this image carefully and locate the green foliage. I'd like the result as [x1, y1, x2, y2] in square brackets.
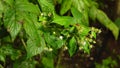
[95, 57, 118, 68]
[0, 45, 21, 62]
[42, 57, 54, 68]
[96, 10, 119, 40]
[53, 14, 75, 27]
[0, 0, 119, 68]
[60, 0, 72, 15]
[115, 18, 120, 29]
[68, 37, 77, 57]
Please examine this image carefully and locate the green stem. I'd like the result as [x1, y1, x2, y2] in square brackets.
[21, 38, 27, 49]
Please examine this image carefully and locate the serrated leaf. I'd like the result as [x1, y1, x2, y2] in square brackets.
[38, 0, 54, 12]
[16, 0, 40, 14]
[23, 14, 41, 47]
[53, 14, 75, 27]
[68, 37, 77, 57]
[60, 0, 72, 15]
[26, 38, 45, 59]
[3, 0, 40, 41]
[4, 9, 22, 41]
[97, 10, 119, 40]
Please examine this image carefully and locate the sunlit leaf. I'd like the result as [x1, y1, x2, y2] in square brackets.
[60, 0, 72, 15]
[53, 14, 75, 27]
[68, 37, 77, 57]
[38, 0, 54, 12]
[71, 7, 82, 24]
[97, 10, 119, 40]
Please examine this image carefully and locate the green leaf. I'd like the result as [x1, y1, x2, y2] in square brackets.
[3, 0, 14, 7]
[77, 25, 90, 36]
[4, 9, 22, 41]
[68, 37, 77, 57]
[115, 18, 120, 30]
[71, 7, 82, 24]
[57, 0, 63, 4]
[26, 39, 45, 59]
[0, 1, 4, 13]
[53, 14, 75, 27]
[42, 57, 54, 68]
[13, 59, 37, 68]
[89, 6, 97, 21]
[0, 64, 3, 68]
[91, 31, 96, 39]
[60, 0, 72, 15]
[80, 39, 90, 54]
[0, 45, 21, 61]
[72, 0, 89, 26]
[0, 55, 5, 62]
[44, 33, 64, 49]
[3, 0, 40, 41]
[38, 0, 54, 12]
[23, 13, 45, 58]
[16, 0, 40, 14]
[97, 10, 119, 40]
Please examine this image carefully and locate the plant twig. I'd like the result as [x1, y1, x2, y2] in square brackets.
[21, 38, 27, 49]
[56, 46, 64, 68]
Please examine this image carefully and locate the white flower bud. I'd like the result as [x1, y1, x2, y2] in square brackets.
[59, 36, 63, 40]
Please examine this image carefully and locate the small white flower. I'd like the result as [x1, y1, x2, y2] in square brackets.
[59, 36, 63, 40]
[90, 45, 93, 48]
[93, 41, 96, 43]
[79, 47, 83, 50]
[53, 32, 56, 34]
[82, 41, 86, 46]
[44, 47, 49, 50]
[49, 48, 53, 51]
[41, 13, 44, 16]
[64, 46, 68, 50]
